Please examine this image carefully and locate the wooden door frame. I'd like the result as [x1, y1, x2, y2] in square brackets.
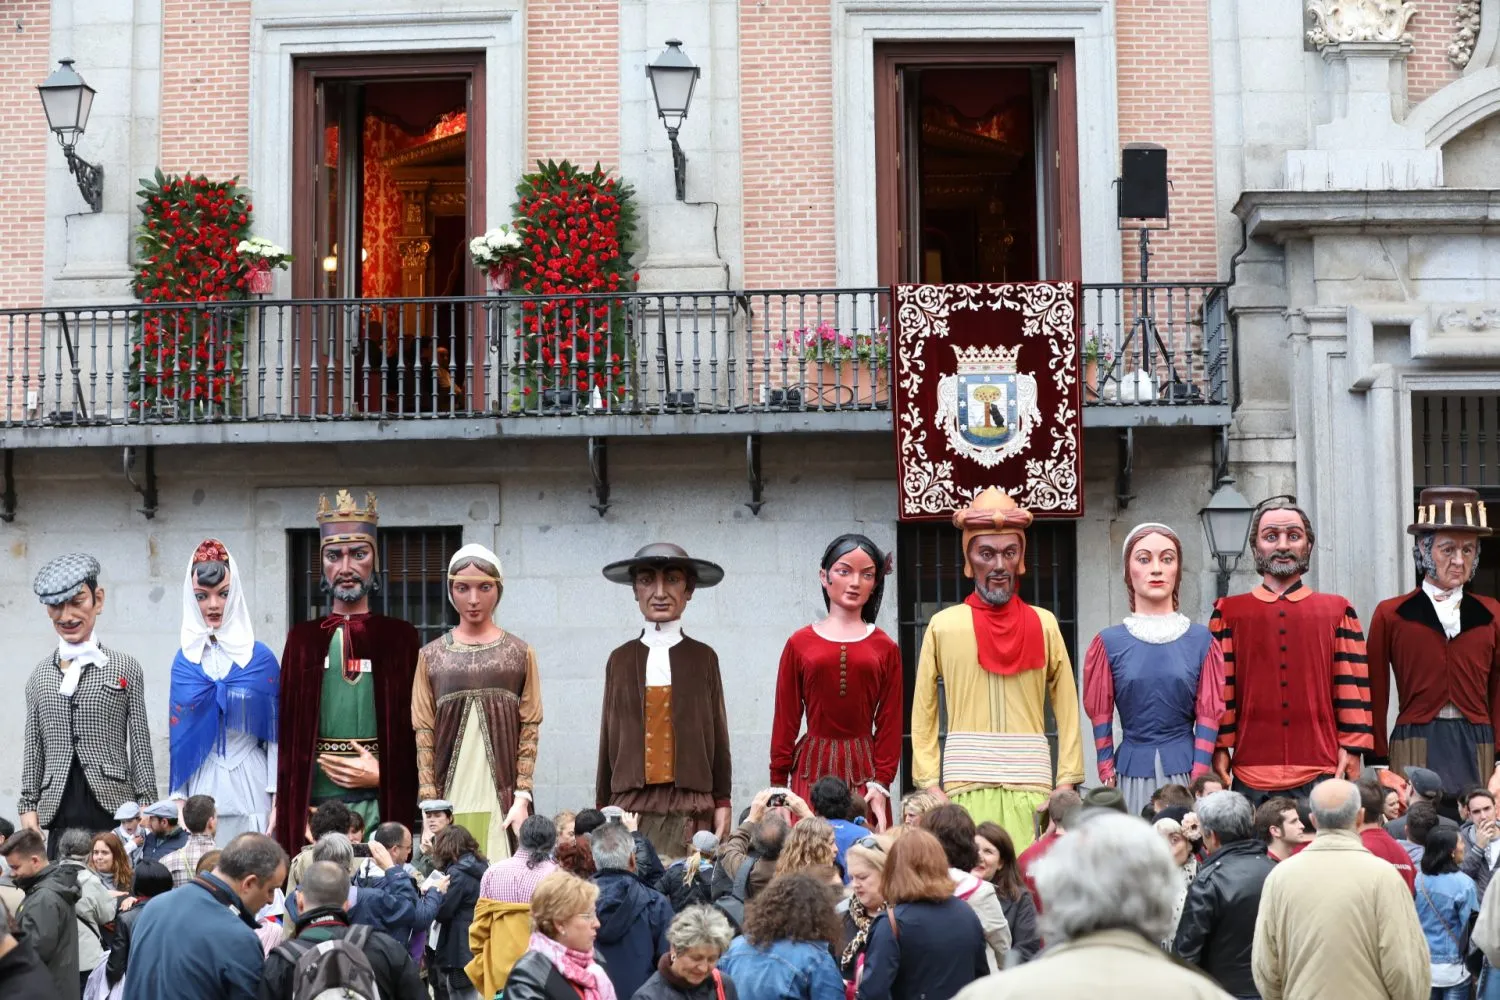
[874, 43, 1081, 286]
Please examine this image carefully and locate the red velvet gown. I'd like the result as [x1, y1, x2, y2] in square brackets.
[769, 625, 903, 802]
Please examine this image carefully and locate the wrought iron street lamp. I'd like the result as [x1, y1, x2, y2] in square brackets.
[1199, 478, 1256, 598]
[37, 59, 103, 213]
[646, 39, 700, 201]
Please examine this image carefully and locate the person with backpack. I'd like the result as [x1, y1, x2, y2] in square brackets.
[257, 860, 423, 1000]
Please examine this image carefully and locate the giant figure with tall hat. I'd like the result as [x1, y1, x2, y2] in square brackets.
[21, 553, 157, 857]
[169, 538, 281, 844]
[1210, 497, 1373, 804]
[911, 487, 1084, 850]
[274, 490, 421, 855]
[597, 543, 732, 858]
[1369, 487, 1500, 807]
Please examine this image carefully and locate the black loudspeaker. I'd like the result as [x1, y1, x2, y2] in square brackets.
[1119, 145, 1168, 220]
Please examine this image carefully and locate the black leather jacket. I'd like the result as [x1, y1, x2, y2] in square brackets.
[503, 949, 592, 1000]
[1172, 838, 1277, 998]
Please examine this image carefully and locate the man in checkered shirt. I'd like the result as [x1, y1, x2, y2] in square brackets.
[19, 553, 156, 858]
[162, 795, 220, 888]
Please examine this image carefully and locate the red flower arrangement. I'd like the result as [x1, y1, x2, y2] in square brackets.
[511, 160, 638, 399]
[128, 170, 256, 415]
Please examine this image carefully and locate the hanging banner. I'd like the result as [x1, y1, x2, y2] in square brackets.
[892, 282, 1083, 520]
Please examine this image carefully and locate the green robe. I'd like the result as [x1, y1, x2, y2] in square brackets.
[310, 624, 381, 834]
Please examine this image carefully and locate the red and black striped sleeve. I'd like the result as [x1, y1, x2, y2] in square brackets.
[1210, 603, 1235, 750]
[1333, 605, 1374, 754]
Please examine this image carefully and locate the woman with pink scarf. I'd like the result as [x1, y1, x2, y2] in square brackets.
[504, 870, 618, 1000]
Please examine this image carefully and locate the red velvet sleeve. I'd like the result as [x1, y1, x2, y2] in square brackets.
[873, 632, 904, 787]
[1081, 635, 1116, 783]
[1367, 602, 1392, 759]
[769, 633, 805, 786]
[274, 622, 324, 858]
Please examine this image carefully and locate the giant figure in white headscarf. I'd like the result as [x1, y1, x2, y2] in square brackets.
[411, 543, 542, 860]
[169, 538, 281, 844]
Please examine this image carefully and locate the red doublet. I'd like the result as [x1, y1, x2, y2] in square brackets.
[769, 626, 903, 796]
[1211, 582, 1373, 790]
[274, 613, 421, 857]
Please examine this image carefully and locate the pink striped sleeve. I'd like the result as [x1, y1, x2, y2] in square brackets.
[1191, 637, 1227, 777]
[1082, 635, 1116, 783]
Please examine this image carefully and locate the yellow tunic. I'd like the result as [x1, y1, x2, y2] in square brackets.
[911, 602, 1085, 795]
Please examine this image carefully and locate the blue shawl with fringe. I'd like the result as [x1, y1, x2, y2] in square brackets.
[169, 641, 280, 791]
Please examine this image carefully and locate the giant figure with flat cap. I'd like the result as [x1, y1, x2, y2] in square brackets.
[412, 542, 542, 860]
[1210, 496, 1373, 805]
[911, 488, 1084, 850]
[1368, 487, 1500, 810]
[274, 490, 421, 855]
[597, 543, 732, 857]
[21, 553, 156, 858]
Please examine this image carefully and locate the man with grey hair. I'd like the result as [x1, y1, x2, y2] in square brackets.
[954, 811, 1232, 998]
[1173, 791, 1276, 999]
[1252, 779, 1429, 1000]
[591, 821, 674, 999]
[259, 860, 423, 1000]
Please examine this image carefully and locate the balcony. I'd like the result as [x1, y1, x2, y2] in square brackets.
[0, 284, 1230, 448]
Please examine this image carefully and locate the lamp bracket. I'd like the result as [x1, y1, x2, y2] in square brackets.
[0, 450, 17, 524]
[122, 446, 158, 520]
[588, 436, 611, 517]
[746, 434, 766, 515]
[667, 128, 687, 201]
[1116, 428, 1135, 511]
[1212, 425, 1230, 487]
[63, 146, 103, 213]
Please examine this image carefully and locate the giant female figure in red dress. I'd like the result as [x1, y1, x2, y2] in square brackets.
[770, 534, 902, 829]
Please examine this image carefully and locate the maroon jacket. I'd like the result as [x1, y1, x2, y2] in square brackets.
[274, 613, 421, 857]
[1368, 587, 1500, 758]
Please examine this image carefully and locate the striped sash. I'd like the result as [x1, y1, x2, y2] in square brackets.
[941, 731, 1053, 787]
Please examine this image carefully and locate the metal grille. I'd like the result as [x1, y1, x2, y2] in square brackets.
[1412, 392, 1500, 596]
[895, 519, 1078, 792]
[288, 526, 462, 645]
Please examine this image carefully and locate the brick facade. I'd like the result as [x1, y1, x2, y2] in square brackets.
[1114, 0, 1218, 282]
[738, 0, 838, 287]
[159, 0, 251, 178]
[1406, 0, 1461, 106]
[525, 0, 620, 169]
[0, 3, 50, 309]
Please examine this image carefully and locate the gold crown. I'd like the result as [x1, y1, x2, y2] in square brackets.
[317, 489, 379, 525]
[951, 342, 1021, 376]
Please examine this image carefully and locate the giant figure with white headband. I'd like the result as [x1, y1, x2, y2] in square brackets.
[411, 543, 542, 860]
[1081, 523, 1225, 817]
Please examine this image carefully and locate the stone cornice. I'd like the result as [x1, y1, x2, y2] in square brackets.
[1234, 188, 1500, 240]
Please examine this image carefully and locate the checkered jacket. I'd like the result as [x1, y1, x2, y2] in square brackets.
[163, 832, 219, 888]
[19, 646, 157, 826]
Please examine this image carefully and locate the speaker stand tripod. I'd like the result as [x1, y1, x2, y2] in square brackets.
[1098, 227, 1189, 402]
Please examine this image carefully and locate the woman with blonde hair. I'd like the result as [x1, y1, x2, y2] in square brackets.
[778, 817, 842, 887]
[1152, 815, 1199, 950]
[504, 870, 617, 1000]
[899, 791, 940, 826]
[840, 835, 889, 984]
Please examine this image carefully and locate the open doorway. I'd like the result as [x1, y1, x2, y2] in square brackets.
[291, 53, 485, 414]
[875, 44, 1080, 285]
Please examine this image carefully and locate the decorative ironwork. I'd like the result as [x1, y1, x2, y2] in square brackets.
[65, 146, 103, 213]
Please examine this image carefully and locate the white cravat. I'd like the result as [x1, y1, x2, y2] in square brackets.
[1423, 578, 1463, 640]
[640, 618, 683, 687]
[56, 636, 109, 696]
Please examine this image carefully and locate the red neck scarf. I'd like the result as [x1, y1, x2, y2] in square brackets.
[964, 591, 1045, 675]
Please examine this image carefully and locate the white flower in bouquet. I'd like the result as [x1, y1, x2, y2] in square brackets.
[237, 236, 292, 268]
[470, 225, 524, 267]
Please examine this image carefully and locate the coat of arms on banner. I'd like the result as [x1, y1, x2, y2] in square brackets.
[936, 344, 1041, 467]
[893, 282, 1083, 519]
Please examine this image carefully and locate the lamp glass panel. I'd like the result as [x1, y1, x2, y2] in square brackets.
[74, 85, 94, 132]
[39, 85, 83, 133]
[650, 66, 697, 117]
[1203, 507, 1252, 559]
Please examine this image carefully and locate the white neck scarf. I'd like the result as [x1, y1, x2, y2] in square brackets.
[1423, 578, 1463, 639]
[57, 636, 108, 696]
[180, 546, 256, 665]
[640, 618, 682, 688]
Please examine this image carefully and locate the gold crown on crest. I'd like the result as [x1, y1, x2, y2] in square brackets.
[317, 489, 379, 525]
[951, 342, 1021, 376]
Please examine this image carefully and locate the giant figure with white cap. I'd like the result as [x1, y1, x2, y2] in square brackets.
[273, 490, 421, 856]
[411, 543, 542, 860]
[598, 543, 733, 858]
[1081, 523, 1226, 817]
[910, 488, 1084, 850]
[169, 538, 281, 845]
[21, 553, 156, 858]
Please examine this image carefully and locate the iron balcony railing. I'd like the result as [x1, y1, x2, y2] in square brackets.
[0, 284, 1228, 428]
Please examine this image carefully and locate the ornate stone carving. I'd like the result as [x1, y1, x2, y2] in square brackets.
[1306, 0, 1417, 48]
[1437, 307, 1500, 331]
[1449, 0, 1482, 66]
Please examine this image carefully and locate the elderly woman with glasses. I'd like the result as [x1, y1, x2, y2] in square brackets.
[631, 905, 739, 1000]
[840, 835, 890, 986]
[505, 870, 617, 1000]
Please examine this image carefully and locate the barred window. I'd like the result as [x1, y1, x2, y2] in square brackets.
[287, 526, 462, 646]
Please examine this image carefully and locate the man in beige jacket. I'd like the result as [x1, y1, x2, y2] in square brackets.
[1252, 780, 1429, 1000]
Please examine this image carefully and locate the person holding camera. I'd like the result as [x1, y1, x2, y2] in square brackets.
[711, 789, 799, 905]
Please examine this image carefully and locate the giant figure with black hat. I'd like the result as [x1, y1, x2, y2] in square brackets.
[1368, 486, 1500, 809]
[273, 490, 421, 855]
[20, 553, 157, 858]
[597, 543, 732, 857]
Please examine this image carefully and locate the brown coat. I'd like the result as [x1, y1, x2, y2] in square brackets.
[596, 634, 732, 808]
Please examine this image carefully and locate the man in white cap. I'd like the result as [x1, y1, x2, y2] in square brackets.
[140, 800, 189, 863]
[112, 802, 144, 864]
[413, 799, 454, 878]
[21, 552, 156, 858]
